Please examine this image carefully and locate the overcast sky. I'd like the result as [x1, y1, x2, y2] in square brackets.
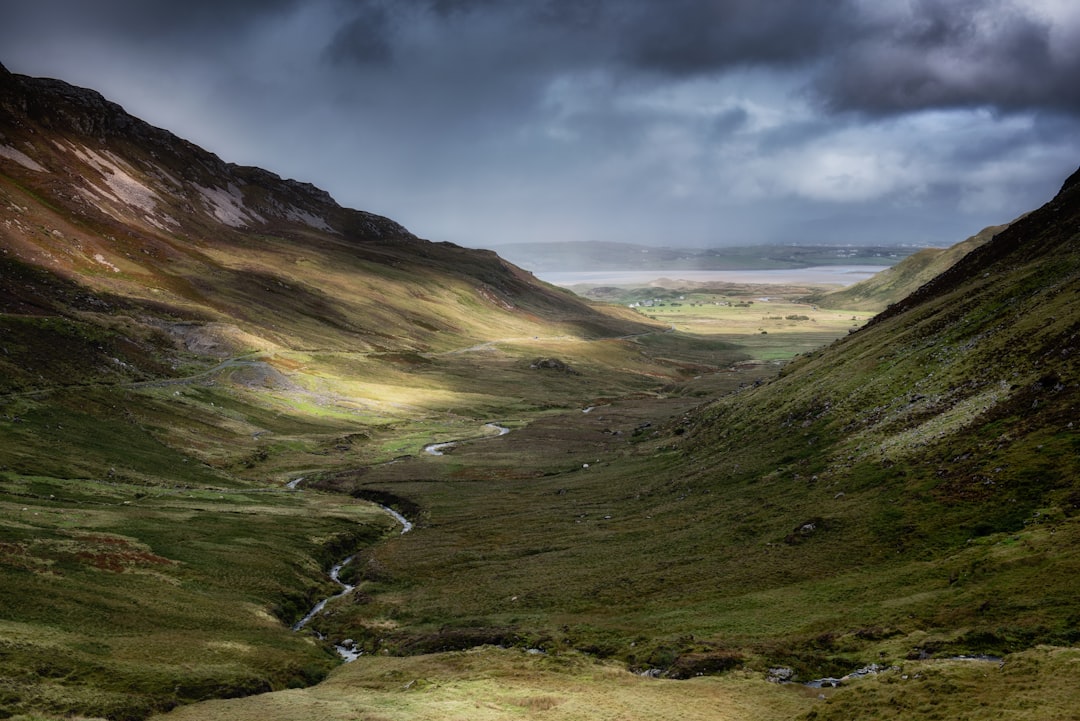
[4, 0, 1080, 249]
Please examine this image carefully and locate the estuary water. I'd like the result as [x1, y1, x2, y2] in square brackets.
[536, 265, 885, 287]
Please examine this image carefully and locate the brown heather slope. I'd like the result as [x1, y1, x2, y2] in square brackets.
[0, 62, 655, 392]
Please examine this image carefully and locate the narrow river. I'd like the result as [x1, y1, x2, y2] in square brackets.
[292, 504, 412, 661]
[293, 422, 508, 660]
[423, 422, 510, 455]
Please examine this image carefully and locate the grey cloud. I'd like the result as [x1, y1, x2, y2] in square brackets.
[320, 0, 848, 78]
[38, 0, 301, 41]
[609, 0, 849, 75]
[9, 0, 1080, 118]
[424, 0, 505, 17]
[817, 0, 1080, 115]
[32, 0, 1077, 118]
[710, 107, 750, 138]
[324, 1, 396, 65]
[3, 0, 1079, 252]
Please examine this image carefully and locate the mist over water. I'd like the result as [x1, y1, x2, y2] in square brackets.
[537, 265, 884, 287]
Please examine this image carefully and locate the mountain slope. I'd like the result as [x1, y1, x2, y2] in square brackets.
[0, 62, 654, 394]
[669, 166, 1074, 537]
[669, 167, 1080, 633]
[806, 220, 1014, 311]
[0, 64, 699, 720]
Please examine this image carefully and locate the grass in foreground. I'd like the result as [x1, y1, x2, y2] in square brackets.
[155, 646, 816, 721]
[0, 308, 758, 719]
[153, 645, 1080, 721]
[0, 473, 396, 719]
[15, 267, 1073, 721]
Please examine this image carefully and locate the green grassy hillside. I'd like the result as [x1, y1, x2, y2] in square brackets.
[0, 66, 721, 719]
[805, 221, 1015, 311]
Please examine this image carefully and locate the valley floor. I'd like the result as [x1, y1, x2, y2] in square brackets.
[4, 280, 1078, 721]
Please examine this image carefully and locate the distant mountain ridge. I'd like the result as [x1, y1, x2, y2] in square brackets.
[495, 240, 922, 273]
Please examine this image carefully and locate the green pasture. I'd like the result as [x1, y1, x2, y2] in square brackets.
[4, 269, 1078, 721]
[634, 293, 875, 360]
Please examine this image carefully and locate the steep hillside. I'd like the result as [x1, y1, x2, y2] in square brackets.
[701, 166, 1077, 526]
[0, 62, 654, 394]
[806, 221, 1013, 311]
[671, 168, 1080, 639]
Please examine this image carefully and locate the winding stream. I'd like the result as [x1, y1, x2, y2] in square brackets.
[423, 441, 457, 456]
[291, 556, 357, 633]
[293, 423, 508, 660]
[292, 504, 413, 661]
[423, 422, 510, 455]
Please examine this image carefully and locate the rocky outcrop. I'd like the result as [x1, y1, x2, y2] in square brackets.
[0, 66, 412, 241]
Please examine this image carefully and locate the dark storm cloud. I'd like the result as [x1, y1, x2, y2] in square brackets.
[817, 0, 1080, 115]
[2, 0, 1079, 249]
[10, 0, 1079, 119]
[318, 0, 850, 79]
[12, 0, 301, 42]
[709, 107, 750, 139]
[324, 1, 396, 66]
[313, 0, 1080, 118]
[608, 0, 850, 75]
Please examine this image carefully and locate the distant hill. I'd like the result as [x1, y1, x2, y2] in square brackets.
[805, 220, 1016, 311]
[495, 240, 921, 272]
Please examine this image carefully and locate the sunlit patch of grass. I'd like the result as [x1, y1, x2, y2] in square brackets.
[799, 646, 1080, 721]
[155, 646, 815, 721]
[639, 296, 874, 360]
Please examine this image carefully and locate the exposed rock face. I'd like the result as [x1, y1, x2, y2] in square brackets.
[530, 357, 580, 374]
[0, 65, 412, 240]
